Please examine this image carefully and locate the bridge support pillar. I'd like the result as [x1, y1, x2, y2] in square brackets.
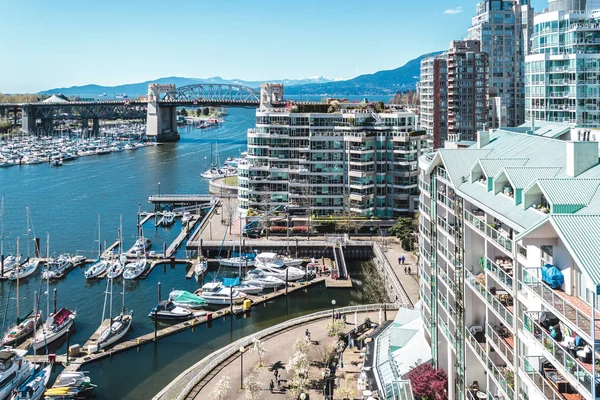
[82, 119, 89, 138]
[21, 106, 35, 134]
[146, 84, 180, 142]
[92, 118, 100, 137]
[41, 118, 53, 135]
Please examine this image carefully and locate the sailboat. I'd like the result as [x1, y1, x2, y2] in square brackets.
[91, 278, 133, 353]
[131, 204, 151, 254]
[193, 257, 208, 283]
[106, 218, 125, 279]
[84, 215, 108, 279]
[2, 238, 42, 347]
[1, 194, 21, 274]
[31, 272, 77, 351]
[11, 292, 52, 400]
[122, 254, 147, 280]
[41, 234, 72, 280]
[7, 207, 41, 280]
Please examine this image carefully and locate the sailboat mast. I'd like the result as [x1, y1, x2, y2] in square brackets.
[16, 237, 19, 322]
[33, 290, 37, 360]
[101, 278, 109, 324]
[98, 214, 101, 258]
[121, 275, 126, 313]
[109, 277, 113, 323]
[1, 194, 4, 258]
[46, 233, 50, 318]
[26, 206, 30, 259]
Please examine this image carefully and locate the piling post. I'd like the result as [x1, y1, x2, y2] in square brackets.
[34, 238, 41, 258]
[1, 255, 3, 276]
[230, 287, 233, 315]
[285, 268, 289, 295]
[66, 328, 70, 364]
[53, 288, 57, 315]
[200, 239, 203, 255]
[155, 282, 161, 342]
[163, 243, 167, 258]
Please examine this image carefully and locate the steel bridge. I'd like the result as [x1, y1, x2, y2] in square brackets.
[0, 83, 266, 141]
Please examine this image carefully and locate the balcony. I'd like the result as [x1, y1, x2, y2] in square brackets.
[523, 312, 595, 396]
[437, 167, 451, 184]
[521, 357, 566, 400]
[437, 191, 455, 211]
[437, 241, 456, 266]
[486, 323, 515, 368]
[465, 327, 515, 399]
[437, 215, 456, 238]
[520, 268, 600, 341]
[485, 257, 514, 293]
[464, 210, 513, 254]
[465, 269, 514, 329]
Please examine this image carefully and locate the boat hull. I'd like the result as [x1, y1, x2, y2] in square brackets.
[31, 314, 76, 351]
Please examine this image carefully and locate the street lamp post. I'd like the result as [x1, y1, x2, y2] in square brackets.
[239, 346, 245, 389]
[158, 182, 161, 197]
[331, 299, 336, 322]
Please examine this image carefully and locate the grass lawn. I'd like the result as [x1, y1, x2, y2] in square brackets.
[223, 175, 238, 186]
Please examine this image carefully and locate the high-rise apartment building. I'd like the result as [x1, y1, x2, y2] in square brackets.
[525, 8, 600, 127]
[549, 0, 587, 11]
[447, 40, 488, 142]
[468, 0, 534, 128]
[418, 128, 600, 400]
[420, 54, 448, 148]
[419, 41, 487, 147]
[238, 84, 430, 219]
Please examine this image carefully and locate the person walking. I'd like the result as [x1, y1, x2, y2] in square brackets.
[274, 369, 279, 380]
[398, 256, 401, 265]
[276, 375, 281, 390]
[408, 266, 412, 275]
[401, 255, 405, 264]
[269, 379, 275, 393]
[404, 266, 407, 274]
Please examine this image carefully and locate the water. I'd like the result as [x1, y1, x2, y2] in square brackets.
[0, 107, 373, 398]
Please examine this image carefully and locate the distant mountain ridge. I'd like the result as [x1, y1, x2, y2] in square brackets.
[38, 51, 443, 97]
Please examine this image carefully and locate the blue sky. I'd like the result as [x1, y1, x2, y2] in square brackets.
[1, 0, 548, 93]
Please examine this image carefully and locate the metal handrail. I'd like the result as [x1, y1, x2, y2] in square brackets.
[153, 303, 397, 400]
[372, 243, 413, 308]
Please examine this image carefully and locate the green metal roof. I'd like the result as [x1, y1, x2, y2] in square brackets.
[538, 179, 600, 212]
[438, 149, 492, 188]
[504, 167, 562, 189]
[478, 158, 528, 180]
[551, 215, 600, 285]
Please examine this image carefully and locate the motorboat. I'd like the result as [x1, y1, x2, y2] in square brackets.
[235, 283, 263, 295]
[131, 237, 151, 253]
[148, 300, 194, 321]
[1, 313, 42, 347]
[255, 264, 306, 281]
[31, 308, 77, 351]
[255, 252, 303, 267]
[200, 168, 226, 179]
[71, 255, 86, 265]
[0, 349, 31, 400]
[168, 290, 207, 310]
[122, 256, 147, 280]
[159, 212, 176, 226]
[50, 159, 63, 167]
[218, 256, 255, 268]
[41, 255, 72, 280]
[195, 282, 246, 305]
[181, 211, 192, 225]
[1, 254, 21, 273]
[12, 363, 52, 400]
[84, 258, 109, 279]
[242, 270, 285, 289]
[46, 371, 94, 398]
[193, 258, 208, 282]
[7, 259, 40, 280]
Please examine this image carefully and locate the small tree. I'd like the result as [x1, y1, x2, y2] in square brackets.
[326, 319, 346, 337]
[389, 216, 417, 250]
[250, 337, 267, 367]
[243, 373, 262, 400]
[210, 376, 231, 400]
[196, 108, 203, 117]
[293, 336, 311, 355]
[286, 351, 310, 399]
[335, 375, 357, 400]
[202, 107, 210, 116]
[408, 363, 448, 400]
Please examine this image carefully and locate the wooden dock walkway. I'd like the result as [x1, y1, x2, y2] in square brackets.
[81, 319, 110, 354]
[165, 215, 201, 257]
[140, 213, 156, 226]
[102, 241, 120, 259]
[140, 258, 191, 279]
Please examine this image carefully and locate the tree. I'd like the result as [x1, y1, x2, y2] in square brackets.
[243, 373, 262, 400]
[259, 192, 272, 239]
[293, 336, 311, 355]
[326, 319, 346, 337]
[210, 376, 231, 400]
[202, 107, 210, 116]
[407, 363, 448, 400]
[178, 108, 188, 117]
[286, 351, 310, 399]
[389, 216, 418, 251]
[196, 108, 203, 117]
[335, 375, 357, 400]
[250, 337, 267, 367]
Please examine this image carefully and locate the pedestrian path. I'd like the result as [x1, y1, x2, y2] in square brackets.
[380, 239, 421, 305]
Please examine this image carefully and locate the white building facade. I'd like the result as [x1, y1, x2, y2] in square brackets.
[419, 129, 600, 400]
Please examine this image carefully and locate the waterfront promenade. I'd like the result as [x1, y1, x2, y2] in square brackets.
[188, 310, 394, 400]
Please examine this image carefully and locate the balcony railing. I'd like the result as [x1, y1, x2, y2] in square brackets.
[465, 327, 514, 399]
[465, 269, 514, 329]
[521, 356, 567, 400]
[523, 312, 594, 395]
[437, 216, 456, 238]
[486, 324, 514, 368]
[437, 168, 450, 183]
[437, 241, 456, 265]
[437, 192, 455, 211]
[485, 258, 513, 293]
[463, 210, 513, 253]
[520, 268, 599, 341]
[438, 265, 456, 293]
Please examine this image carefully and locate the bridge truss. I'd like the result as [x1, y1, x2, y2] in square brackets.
[163, 84, 260, 104]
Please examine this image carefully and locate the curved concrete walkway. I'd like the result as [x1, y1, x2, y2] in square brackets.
[191, 310, 394, 400]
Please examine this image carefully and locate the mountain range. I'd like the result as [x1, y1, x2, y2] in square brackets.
[38, 51, 442, 97]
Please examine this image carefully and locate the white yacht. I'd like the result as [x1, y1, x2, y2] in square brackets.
[255, 252, 303, 267]
[160, 212, 176, 226]
[255, 264, 305, 282]
[84, 258, 109, 279]
[92, 279, 133, 353]
[193, 258, 208, 283]
[41, 255, 72, 280]
[236, 283, 263, 295]
[106, 256, 125, 279]
[122, 256, 147, 280]
[195, 282, 246, 305]
[131, 237, 151, 253]
[1, 254, 21, 273]
[7, 259, 40, 280]
[242, 270, 285, 289]
[218, 256, 255, 268]
[181, 211, 192, 225]
[31, 308, 77, 351]
[0, 349, 31, 400]
[11, 363, 52, 400]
